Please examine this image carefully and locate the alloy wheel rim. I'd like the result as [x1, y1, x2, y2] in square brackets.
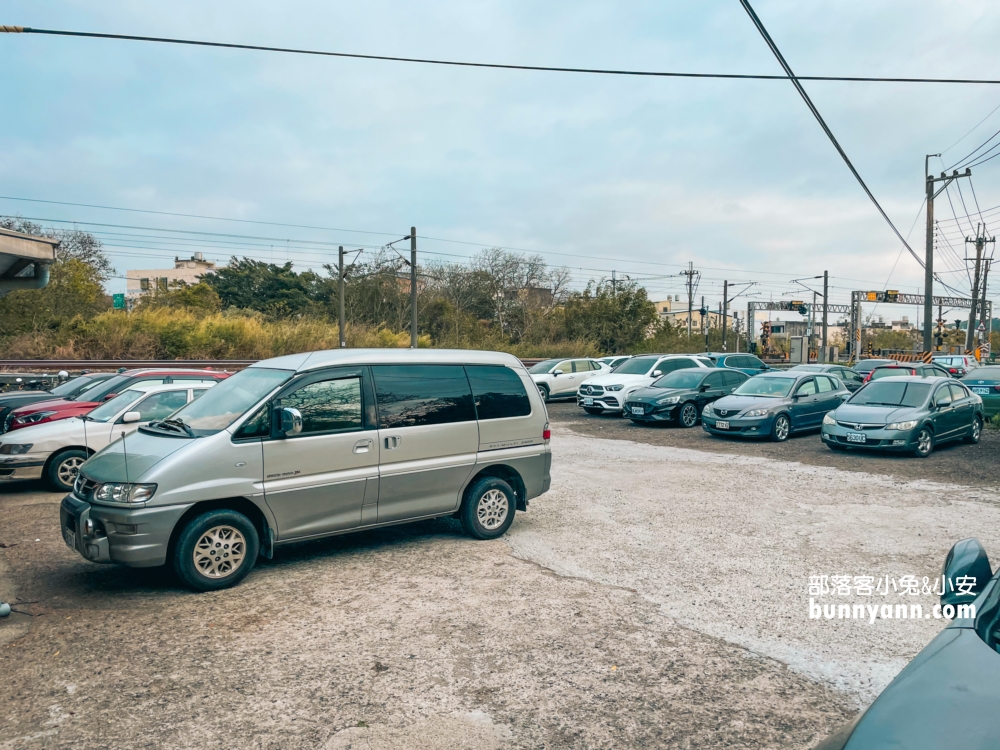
[477, 489, 509, 531]
[682, 405, 697, 427]
[918, 430, 932, 454]
[58, 456, 84, 485]
[973, 420, 981, 441]
[193, 525, 246, 578]
[775, 417, 789, 440]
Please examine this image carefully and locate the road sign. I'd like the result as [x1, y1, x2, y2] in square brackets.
[112, 294, 125, 309]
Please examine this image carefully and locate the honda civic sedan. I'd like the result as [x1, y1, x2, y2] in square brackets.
[820, 376, 983, 457]
[701, 371, 850, 441]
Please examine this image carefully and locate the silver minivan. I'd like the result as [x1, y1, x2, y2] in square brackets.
[60, 349, 551, 590]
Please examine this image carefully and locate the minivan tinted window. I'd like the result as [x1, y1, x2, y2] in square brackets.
[465, 365, 531, 420]
[281, 377, 363, 434]
[372, 365, 476, 428]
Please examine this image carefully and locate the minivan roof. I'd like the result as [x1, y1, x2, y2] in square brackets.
[251, 348, 524, 373]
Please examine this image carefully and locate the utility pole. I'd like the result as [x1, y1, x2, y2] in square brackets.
[701, 295, 708, 352]
[924, 158, 971, 351]
[338, 246, 346, 348]
[821, 270, 828, 358]
[964, 225, 994, 351]
[937, 303, 943, 352]
[981, 259, 991, 350]
[733, 311, 740, 352]
[722, 280, 729, 352]
[682, 262, 699, 338]
[809, 291, 817, 363]
[611, 270, 617, 295]
[410, 227, 418, 348]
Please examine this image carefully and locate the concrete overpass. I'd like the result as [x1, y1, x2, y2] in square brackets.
[0, 226, 59, 297]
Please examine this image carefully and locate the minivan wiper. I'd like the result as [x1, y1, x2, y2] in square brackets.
[148, 418, 195, 437]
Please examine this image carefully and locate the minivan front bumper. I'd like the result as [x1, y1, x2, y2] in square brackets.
[60, 494, 192, 568]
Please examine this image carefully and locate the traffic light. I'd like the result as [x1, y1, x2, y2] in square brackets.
[866, 342, 873, 357]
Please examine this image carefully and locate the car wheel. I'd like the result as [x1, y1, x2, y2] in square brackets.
[770, 414, 790, 442]
[173, 509, 259, 591]
[965, 416, 983, 444]
[460, 476, 516, 540]
[45, 449, 88, 492]
[679, 402, 699, 428]
[913, 427, 934, 458]
[583, 407, 603, 415]
[538, 384, 550, 402]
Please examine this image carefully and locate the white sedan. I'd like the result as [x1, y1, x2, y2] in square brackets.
[0, 382, 213, 491]
[528, 358, 610, 402]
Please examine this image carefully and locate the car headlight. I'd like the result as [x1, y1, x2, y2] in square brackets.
[15, 411, 55, 425]
[822, 413, 836, 426]
[744, 408, 769, 418]
[605, 384, 624, 392]
[94, 482, 157, 504]
[886, 420, 918, 431]
[657, 395, 681, 405]
[0, 443, 33, 454]
[702, 404, 713, 415]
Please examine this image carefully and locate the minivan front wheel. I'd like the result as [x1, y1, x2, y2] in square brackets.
[460, 477, 516, 540]
[173, 509, 260, 591]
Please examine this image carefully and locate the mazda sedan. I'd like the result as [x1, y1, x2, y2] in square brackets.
[701, 371, 850, 442]
[820, 376, 983, 457]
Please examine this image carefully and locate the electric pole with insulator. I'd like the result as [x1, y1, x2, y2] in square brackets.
[410, 227, 418, 348]
[924, 158, 971, 351]
[338, 246, 346, 348]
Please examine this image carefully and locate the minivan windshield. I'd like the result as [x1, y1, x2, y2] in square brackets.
[84, 389, 146, 422]
[651, 370, 705, 389]
[849, 381, 931, 408]
[73, 374, 130, 402]
[161, 367, 293, 436]
[614, 357, 660, 375]
[528, 359, 562, 374]
[733, 377, 795, 397]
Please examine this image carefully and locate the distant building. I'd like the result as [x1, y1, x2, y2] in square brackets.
[650, 296, 682, 320]
[126, 253, 218, 298]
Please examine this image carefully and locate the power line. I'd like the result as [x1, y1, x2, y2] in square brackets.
[941, 101, 1000, 157]
[4, 25, 1000, 86]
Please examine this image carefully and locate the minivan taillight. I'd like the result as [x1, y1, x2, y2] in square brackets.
[543, 423, 550, 441]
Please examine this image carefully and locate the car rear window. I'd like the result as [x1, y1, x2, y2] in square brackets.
[869, 367, 912, 381]
[372, 365, 476, 428]
[966, 367, 1000, 379]
[465, 366, 531, 420]
[850, 382, 931, 407]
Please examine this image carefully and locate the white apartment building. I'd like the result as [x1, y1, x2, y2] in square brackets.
[126, 253, 218, 298]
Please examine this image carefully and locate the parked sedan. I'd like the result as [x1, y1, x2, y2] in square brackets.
[787, 363, 865, 392]
[0, 383, 212, 491]
[529, 358, 609, 402]
[962, 366, 1000, 417]
[624, 368, 748, 426]
[933, 354, 980, 377]
[820, 376, 983, 457]
[863, 362, 953, 383]
[702, 371, 850, 441]
[815, 538, 996, 750]
[0, 373, 114, 431]
[852, 358, 899, 376]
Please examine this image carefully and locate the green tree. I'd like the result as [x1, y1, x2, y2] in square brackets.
[562, 279, 657, 354]
[202, 258, 327, 317]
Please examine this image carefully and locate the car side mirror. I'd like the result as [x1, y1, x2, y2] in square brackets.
[700, 384, 710, 392]
[941, 538, 992, 608]
[552, 369, 564, 376]
[279, 406, 303, 437]
[121, 411, 141, 423]
[761, 364, 770, 370]
[652, 370, 662, 377]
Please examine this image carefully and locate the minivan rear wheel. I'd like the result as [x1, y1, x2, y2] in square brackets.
[460, 477, 516, 540]
[173, 509, 259, 591]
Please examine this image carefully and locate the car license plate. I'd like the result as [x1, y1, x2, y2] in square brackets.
[715, 420, 730, 430]
[847, 432, 867, 444]
[583, 397, 594, 406]
[631, 406, 644, 415]
[971, 387, 990, 395]
[62, 526, 76, 551]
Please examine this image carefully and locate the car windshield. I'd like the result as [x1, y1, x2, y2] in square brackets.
[83, 389, 146, 422]
[869, 367, 912, 381]
[528, 359, 562, 374]
[49, 376, 101, 398]
[849, 381, 931, 408]
[163, 367, 293, 436]
[966, 366, 1000, 379]
[614, 357, 661, 375]
[733, 377, 795, 397]
[651, 370, 705, 389]
[72, 374, 130, 402]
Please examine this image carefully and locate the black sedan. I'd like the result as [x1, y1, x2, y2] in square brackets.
[816, 538, 998, 750]
[787, 363, 865, 391]
[623, 368, 748, 427]
[702, 371, 850, 441]
[852, 358, 899, 376]
[0, 373, 113, 432]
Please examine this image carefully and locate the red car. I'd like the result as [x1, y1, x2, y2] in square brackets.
[862, 362, 954, 384]
[2, 368, 230, 433]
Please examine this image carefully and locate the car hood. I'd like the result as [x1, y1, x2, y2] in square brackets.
[82, 429, 190, 483]
[0, 417, 90, 450]
[9, 397, 96, 416]
[0, 391, 51, 404]
[628, 386, 694, 403]
[582, 372, 652, 387]
[711, 395, 786, 413]
[833, 404, 917, 424]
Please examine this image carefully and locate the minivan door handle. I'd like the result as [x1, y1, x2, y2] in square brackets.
[354, 438, 373, 454]
[384, 435, 402, 450]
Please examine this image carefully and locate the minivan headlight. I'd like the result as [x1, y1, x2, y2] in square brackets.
[822, 413, 836, 426]
[886, 420, 918, 431]
[0, 443, 32, 454]
[744, 408, 769, 418]
[94, 482, 157, 504]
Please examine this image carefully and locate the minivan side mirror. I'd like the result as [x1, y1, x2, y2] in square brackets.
[121, 411, 141, 423]
[279, 406, 303, 437]
[941, 538, 992, 608]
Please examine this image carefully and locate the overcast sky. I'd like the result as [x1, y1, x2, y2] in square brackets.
[1, 1, 998, 319]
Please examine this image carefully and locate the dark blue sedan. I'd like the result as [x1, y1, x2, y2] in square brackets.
[701, 371, 850, 441]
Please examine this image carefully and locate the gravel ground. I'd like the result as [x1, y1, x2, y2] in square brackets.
[2, 409, 996, 748]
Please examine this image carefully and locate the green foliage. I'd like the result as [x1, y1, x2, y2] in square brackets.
[0, 258, 110, 337]
[202, 258, 330, 318]
[562, 280, 658, 353]
[137, 281, 222, 313]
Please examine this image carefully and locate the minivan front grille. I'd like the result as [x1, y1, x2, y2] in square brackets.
[73, 474, 97, 501]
